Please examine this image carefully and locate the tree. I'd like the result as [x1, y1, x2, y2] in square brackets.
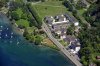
[0, 0, 9, 8]
[27, 4, 42, 29]
[78, 1, 100, 66]
[63, 0, 74, 11]
[80, 56, 88, 66]
[67, 24, 75, 35]
[21, 13, 28, 20]
[34, 35, 43, 45]
[29, 35, 35, 43]
[23, 28, 29, 37]
[10, 11, 20, 20]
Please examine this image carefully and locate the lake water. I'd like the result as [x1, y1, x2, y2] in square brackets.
[0, 13, 75, 66]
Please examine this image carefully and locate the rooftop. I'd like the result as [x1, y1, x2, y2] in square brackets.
[64, 35, 76, 42]
[64, 14, 78, 23]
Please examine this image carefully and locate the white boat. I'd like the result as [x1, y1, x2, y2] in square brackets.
[7, 28, 9, 30]
[11, 32, 13, 34]
[5, 34, 8, 37]
[0, 26, 3, 28]
[0, 30, 2, 32]
[17, 42, 19, 44]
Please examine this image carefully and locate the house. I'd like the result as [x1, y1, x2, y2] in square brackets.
[69, 43, 80, 54]
[60, 28, 67, 39]
[64, 35, 77, 43]
[64, 35, 81, 54]
[44, 14, 81, 54]
[54, 15, 66, 22]
[51, 23, 67, 35]
[44, 14, 69, 25]
[73, 0, 79, 4]
[64, 14, 79, 26]
[44, 14, 69, 36]
[44, 14, 79, 40]
[78, 0, 90, 8]
[44, 16, 54, 26]
[96, 56, 100, 60]
[52, 15, 69, 25]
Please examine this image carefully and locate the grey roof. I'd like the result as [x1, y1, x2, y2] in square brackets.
[64, 35, 76, 42]
[64, 35, 81, 46]
[44, 16, 53, 24]
[52, 25, 61, 32]
[81, 0, 90, 6]
[69, 43, 76, 50]
[64, 14, 78, 23]
[61, 28, 66, 33]
[51, 23, 67, 32]
[54, 15, 65, 22]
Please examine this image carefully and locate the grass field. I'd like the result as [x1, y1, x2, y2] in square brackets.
[31, 1, 68, 20]
[77, 9, 86, 16]
[59, 40, 68, 46]
[37, 1, 64, 6]
[16, 19, 30, 27]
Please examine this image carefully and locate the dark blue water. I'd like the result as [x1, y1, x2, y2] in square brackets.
[0, 13, 75, 66]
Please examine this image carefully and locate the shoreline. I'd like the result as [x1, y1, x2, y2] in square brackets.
[7, 17, 59, 51]
[1, 12, 77, 66]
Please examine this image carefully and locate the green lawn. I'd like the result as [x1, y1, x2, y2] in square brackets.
[31, 1, 68, 19]
[77, 9, 86, 16]
[37, 1, 64, 6]
[59, 40, 68, 46]
[92, 53, 100, 61]
[27, 26, 37, 34]
[16, 19, 30, 27]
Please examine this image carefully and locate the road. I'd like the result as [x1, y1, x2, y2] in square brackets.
[26, 1, 82, 65]
[42, 22, 82, 66]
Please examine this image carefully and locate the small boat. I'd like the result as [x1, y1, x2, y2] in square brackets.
[5, 34, 8, 37]
[0, 30, 2, 32]
[17, 42, 19, 44]
[7, 28, 9, 30]
[0, 26, 3, 28]
[11, 32, 13, 34]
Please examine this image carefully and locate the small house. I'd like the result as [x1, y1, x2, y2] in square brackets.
[96, 56, 100, 60]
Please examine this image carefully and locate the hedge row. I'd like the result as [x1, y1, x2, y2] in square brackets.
[27, 4, 42, 29]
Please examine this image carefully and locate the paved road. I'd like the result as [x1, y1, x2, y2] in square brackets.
[42, 22, 82, 66]
[26, 1, 82, 65]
